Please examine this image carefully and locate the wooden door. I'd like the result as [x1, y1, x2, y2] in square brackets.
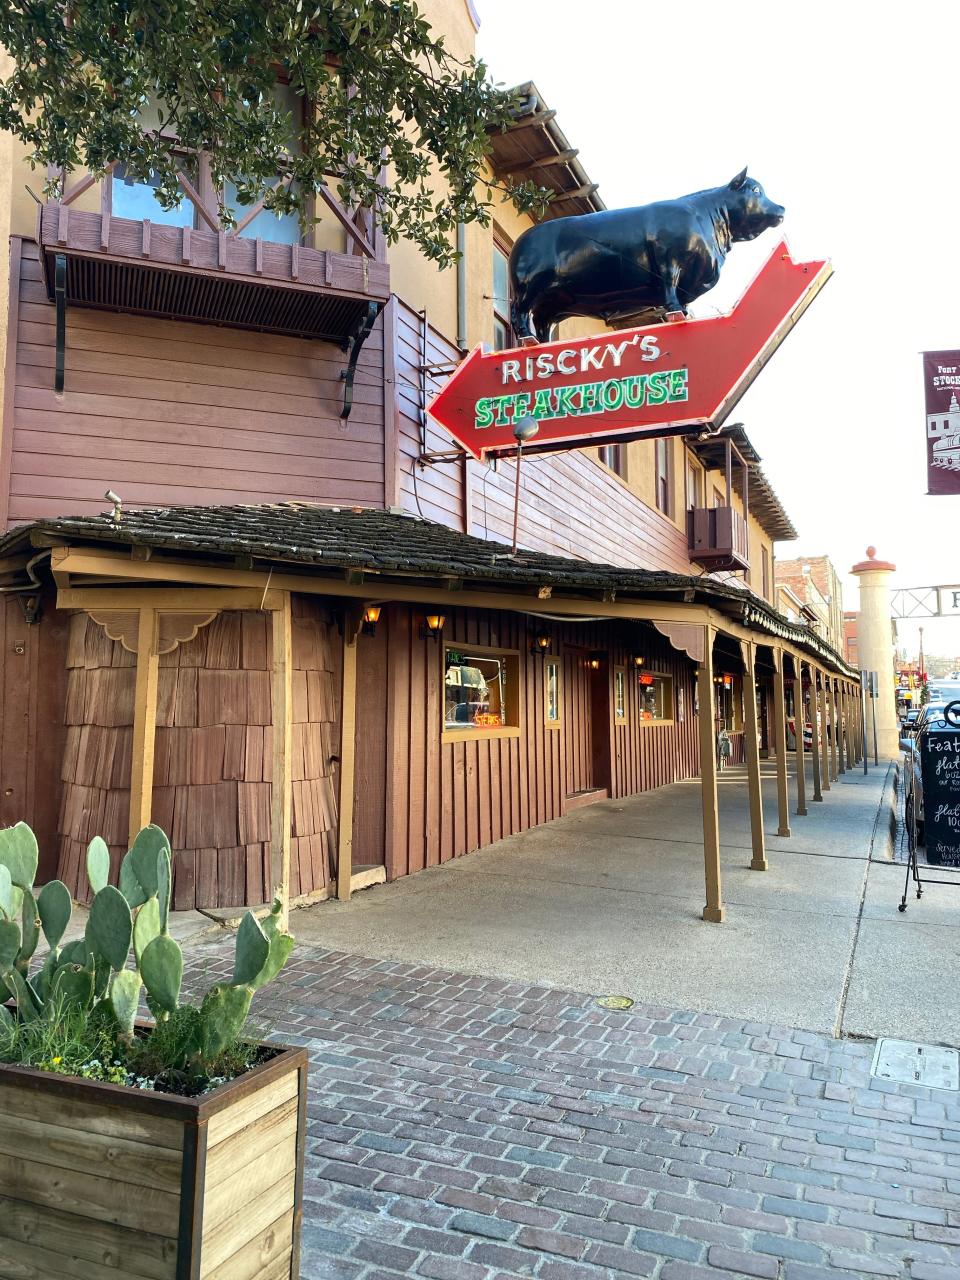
[563, 647, 594, 797]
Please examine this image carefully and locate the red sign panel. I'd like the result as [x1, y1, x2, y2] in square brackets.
[428, 240, 831, 459]
[922, 350, 960, 495]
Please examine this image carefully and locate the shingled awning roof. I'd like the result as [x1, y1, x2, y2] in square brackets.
[487, 81, 605, 219]
[0, 502, 855, 675]
[687, 424, 797, 543]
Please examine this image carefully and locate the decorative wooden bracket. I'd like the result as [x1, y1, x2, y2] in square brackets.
[89, 609, 219, 656]
[653, 621, 705, 664]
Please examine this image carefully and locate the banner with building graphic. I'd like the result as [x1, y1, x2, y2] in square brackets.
[923, 350, 960, 495]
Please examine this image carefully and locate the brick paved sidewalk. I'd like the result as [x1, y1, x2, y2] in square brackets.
[200, 942, 960, 1280]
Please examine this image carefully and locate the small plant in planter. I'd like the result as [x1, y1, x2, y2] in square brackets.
[0, 822, 308, 1280]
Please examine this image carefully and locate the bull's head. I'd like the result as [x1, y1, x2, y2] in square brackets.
[727, 168, 785, 242]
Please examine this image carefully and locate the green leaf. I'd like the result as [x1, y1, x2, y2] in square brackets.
[37, 879, 72, 949]
[2, 966, 41, 1020]
[88, 884, 133, 971]
[0, 822, 38, 889]
[0, 917, 21, 968]
[233, 911, 270, 986]
[86, 837, 111, 895]
[0, 864, 13, 920]
[133, 895, 160, 963]
[17, 891, 40, 968]
[199, 983, 253, 1062]
[250, 928, 294, 993]
[119, 826, 170, 909]
[140, 933, 183, 1013]
[110, 968, 142, 1037]
[51, 963, 95, 1012]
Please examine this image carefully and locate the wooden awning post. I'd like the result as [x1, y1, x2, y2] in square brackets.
[740, 640, 767, 871]
[809, 667, 823, 803]
[697, 626, 724, 922]
[336, 607, 362, 903]
[837, 680, 847, 775]
[271, 593, 293, 927]
[793, 660, 807, 816]
[818, 672, 831, 792]
[772, 648, 791, 837]
[129, 607, 159, 848]
[828, 678, 839, 781]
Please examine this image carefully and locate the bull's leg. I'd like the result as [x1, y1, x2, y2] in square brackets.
[658, 260, 687, 318]
[510, 296, 539, 345]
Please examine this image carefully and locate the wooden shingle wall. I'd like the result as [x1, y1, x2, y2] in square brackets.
[56, 599, 341, 908]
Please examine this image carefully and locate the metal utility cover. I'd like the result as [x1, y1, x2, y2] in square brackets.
[872, 1038, 960, 1090]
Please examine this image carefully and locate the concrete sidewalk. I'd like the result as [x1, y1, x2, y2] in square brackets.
[282, 758, 960, 1046]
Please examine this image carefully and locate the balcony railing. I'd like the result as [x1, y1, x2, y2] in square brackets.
[686, 505, 750, 573]
[38, 202, 390, 344]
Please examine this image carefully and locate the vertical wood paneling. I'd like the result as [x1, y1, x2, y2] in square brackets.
[385, 607, 701, 881]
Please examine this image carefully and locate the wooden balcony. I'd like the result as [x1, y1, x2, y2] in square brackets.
[686, 505, 750, 573]
[38, 202, 390, 344]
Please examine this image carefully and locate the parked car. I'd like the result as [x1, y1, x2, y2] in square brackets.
[901, 708, 921, 735]
[901, 705, 956, 847]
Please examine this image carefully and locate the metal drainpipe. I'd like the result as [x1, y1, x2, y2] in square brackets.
[456, 222, 467, 352]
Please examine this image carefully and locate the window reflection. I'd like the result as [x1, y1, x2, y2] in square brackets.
[445, 650, 512, 729]
[112, 164, 196, 227]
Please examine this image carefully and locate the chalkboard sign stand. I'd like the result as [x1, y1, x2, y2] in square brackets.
[900, 702, 960, 911]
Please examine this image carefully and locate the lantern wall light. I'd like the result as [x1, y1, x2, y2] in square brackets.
[421, 612, 446, 640]
[362, 605, 382, 636]
[630, 653, 645, 668]
[531, 630, 552, 655]
[588, 651, 604, 671]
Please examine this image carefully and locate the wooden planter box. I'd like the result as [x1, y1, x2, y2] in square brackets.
[0, 1043, 308, 1280]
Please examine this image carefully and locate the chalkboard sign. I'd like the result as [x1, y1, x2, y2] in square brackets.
[921, 727, 960, 866]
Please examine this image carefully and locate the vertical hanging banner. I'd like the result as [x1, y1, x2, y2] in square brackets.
[923, 350, 960, 495]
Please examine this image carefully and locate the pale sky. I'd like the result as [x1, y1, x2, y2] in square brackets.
[476, 0, 960, 665]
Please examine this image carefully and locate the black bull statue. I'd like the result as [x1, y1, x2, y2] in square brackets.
[509, 169, 785, 343]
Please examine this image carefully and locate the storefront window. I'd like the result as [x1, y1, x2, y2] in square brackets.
[545, 659, 561, 725]
[638, 672, 673, 722]
[444, 648, 517, 731]
[615, 667, 627, 722]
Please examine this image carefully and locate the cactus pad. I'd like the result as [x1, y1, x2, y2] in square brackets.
[0, 822, 38, 889]
[109, 969, 142, 1037]
[233, 911, 270, 986]
[140, 933, 183, 1013]
[86, 837, 111, 895]
[37, 879, 72, 950]
[88, 885, 134, 971]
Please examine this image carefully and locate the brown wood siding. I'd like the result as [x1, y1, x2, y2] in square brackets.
[7, 240, 386, 525]
[0, 589, 68, 881]
[395, 300, 692, 571]
[57, 601, 339, 908]
[384, 606, 699, 880]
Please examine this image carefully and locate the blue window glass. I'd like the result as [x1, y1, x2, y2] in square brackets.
[112, 164, 195, 226]
[224, 180, 302, 244]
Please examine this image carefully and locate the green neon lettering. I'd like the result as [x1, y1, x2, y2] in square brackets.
[668, 369, 688, 402]
[532, 388, 555, 419]
[600, 378, 624, 411]
[475, 398, 494, 429]
[622, 376, 647, 408]
[579, 381, 601, 413]
[556, 385, 580, 416]
[646, 372, 671, 405]
[493, 395, 513, 426]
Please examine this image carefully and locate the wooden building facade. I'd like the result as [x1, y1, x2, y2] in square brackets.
[0, 0, 859, 922]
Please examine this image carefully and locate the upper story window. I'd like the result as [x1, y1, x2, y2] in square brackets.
[492, 235, 513, 351]
[600, 444, 626, 478]
[655, 438, 672, 516]
[685, 456, 703, 510]
[108, 82, 306, 245]
[761, 546, 771, 600]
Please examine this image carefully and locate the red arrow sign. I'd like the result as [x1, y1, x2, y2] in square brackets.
[427, 239, 831, 459]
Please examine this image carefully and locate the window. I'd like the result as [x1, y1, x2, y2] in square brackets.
[638, 671, 674, 722]
[715, 674, 743, 731]
[655, 438, 672, 516]
[614, 667, 628, 723]
[761, 546, 771, 601]
[685, 457, 703, 510]
[713, 487, 725, 508]
[444, 647, 519, 735]
[492, 236, 513, 351]
[545, 659, 561, 726]
[599, 444, 627, 478]
[112, 160, 198, 227]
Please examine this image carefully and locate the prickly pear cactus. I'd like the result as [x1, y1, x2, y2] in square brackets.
[0, 821, 296, 1084]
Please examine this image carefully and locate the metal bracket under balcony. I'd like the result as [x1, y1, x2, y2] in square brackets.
[687, 506, 750, 573]
[38, 202, 390, 345]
